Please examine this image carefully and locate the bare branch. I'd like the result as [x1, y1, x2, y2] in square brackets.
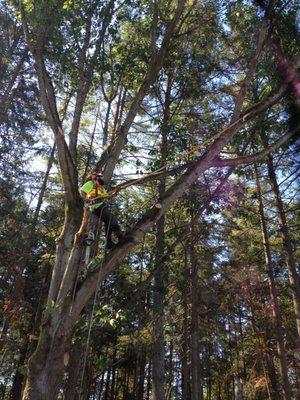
[213, 127, 299, 167]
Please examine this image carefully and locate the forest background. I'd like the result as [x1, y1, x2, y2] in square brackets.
[0, 0, 299, 399]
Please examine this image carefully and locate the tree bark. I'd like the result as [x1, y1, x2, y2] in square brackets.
[64, 346, 83, 400]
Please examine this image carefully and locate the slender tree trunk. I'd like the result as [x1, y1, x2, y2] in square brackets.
[182, 250, 191, 400]
[151, 157, 166, 400]
[152, 72, 172, 400]
[97, 372, 105, 400]
[9, 338, 29, 400]
[109, 346, 117, 400]
[255, 164, 291, 400]
[146, 361, 152, 400]
[103, 368, 111, 400]
[264, 351, 280, 400]
[166, 341, 173, 400]
[137, 348, 146, 400]
[262, 137, 300, 340]
[248, 292, 280, 400]
[189, 205, 202, 400]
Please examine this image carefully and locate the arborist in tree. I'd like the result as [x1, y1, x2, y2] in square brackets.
[80, 170, 124, 249]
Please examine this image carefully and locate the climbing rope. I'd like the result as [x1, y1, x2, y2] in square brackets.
[78, 206, 113, 399]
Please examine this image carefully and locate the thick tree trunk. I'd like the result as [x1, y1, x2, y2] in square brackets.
[22, 320, 70, 400]
[64, 346, 83, 400]
[255, 164, 291, 400]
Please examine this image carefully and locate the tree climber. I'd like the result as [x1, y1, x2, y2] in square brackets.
[80, 171, 124, 249]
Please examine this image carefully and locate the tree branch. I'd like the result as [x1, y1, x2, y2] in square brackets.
[95, 0, 186, 180]
[213, 127, 299, 167]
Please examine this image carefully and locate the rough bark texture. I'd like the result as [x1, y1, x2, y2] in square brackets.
[64, 346, 83, 400]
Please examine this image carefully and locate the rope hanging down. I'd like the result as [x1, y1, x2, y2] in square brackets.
[78, 207, 113, 399]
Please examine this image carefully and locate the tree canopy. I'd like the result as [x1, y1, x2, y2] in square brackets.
[0, 0, 299, 399]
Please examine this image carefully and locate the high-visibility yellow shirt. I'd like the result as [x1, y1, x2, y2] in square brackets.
[80, 180, 109, 210]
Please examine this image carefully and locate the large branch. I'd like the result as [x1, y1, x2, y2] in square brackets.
[69, 0, 115, 162]
[20, 1, 81, 208]
[95, 0, 186, 180]
[213, 126, 299, 167]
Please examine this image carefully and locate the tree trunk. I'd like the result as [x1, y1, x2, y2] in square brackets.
[263, 144, 300, 340]
[64, 346, 83, 400]
[137, 349, 146, 400]
[151, 153, 166, 400]
[182, 250, 191, 400]
[152, 72, 172, 400]
[22, 321, 71, 400]
[234, 376, 243, 400]
[255, 164, 291, 400]
[166, 340, 173, 400]
[146, 361, 152, 400]
[190, 204, 202, 400]
[9, 338, 29, 400]
[248, 290, 280, 400]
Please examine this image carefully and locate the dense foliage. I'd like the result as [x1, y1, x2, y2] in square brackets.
[0, 0, 299, 399]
